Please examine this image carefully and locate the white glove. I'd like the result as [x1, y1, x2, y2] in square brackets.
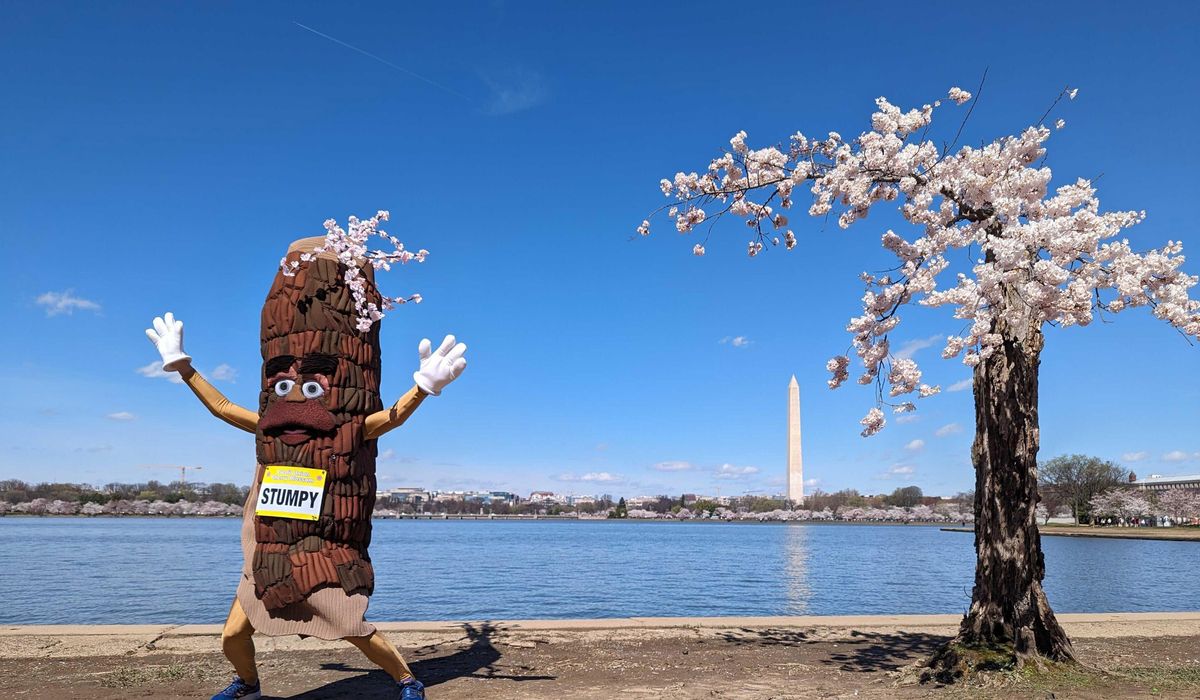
[413, 334, 467, 396]
[144, 312, 192, 372]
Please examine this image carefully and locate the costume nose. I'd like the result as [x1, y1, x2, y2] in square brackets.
[285, 384, 307, 402]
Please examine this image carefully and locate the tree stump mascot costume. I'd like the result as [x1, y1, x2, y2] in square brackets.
[145, 230, 465, 700]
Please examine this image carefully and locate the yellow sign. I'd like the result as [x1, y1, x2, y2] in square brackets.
[255, 465, 328, 521]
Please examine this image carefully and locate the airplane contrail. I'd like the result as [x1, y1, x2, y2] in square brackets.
[293, 22, 473, 103]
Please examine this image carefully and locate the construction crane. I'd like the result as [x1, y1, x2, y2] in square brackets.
[141, 465, 204, 484]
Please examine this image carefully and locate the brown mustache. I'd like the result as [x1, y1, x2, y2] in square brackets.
[259, 399, 337, 434]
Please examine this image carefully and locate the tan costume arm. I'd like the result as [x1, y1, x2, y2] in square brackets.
[364, 384, 428, 440]
[178, 365, 259, 433]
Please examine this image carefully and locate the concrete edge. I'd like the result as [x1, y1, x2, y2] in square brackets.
[6, 612, 1200, 637]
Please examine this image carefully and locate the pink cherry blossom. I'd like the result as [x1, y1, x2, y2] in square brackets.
[644, 86, 1200, 432]
[281, 211, 426, 331]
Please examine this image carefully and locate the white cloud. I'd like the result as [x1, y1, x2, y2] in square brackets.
[719, 336, 753, 348]
[935, 422, 963, 437]
[136, 361, 184, 384]
[481, 66, 548, 115]
[1122, 451, 1148, 462]
[36, 290, 100, 316]
[582, 472, 620, 482]
[905, 439, 925, 452]
[714, 463, 759, 480]
[876, 464, 916, 480]
[947, 378, 972, 392]
[896, 414, 920, 425]
[1163, 450, 1192, 463]
[379, 448, 396, 461]
[894, 334, 943, 360]
[558, 471, 623, 483]
[210, 364, 238, 383]
[106, 411, 136, 421]
[803, 477, 821, 488]
[652, 460, 694, 472]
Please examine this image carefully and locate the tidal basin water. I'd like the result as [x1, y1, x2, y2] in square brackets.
[2, 518, 1195, 625]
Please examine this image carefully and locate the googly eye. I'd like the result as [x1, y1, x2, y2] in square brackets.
[302, 381, 325, 399]
[273, 379, 295, 397]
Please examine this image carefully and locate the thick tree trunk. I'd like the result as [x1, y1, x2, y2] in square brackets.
[924, 323, 1075, 681]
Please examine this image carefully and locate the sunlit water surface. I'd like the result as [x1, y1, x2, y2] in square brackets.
[1, 518, 1193, 624]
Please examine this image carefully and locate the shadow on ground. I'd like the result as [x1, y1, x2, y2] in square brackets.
[716, 627, 947, 672]
[278, 622, 555, 699]
[828, 631, 945, 672]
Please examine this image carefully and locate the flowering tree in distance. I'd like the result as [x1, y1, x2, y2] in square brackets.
[1155, 489, 1200, 522]
[640, 83, 1200, 676]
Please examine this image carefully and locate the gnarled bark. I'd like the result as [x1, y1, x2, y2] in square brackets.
[924, 320, 1074, 682]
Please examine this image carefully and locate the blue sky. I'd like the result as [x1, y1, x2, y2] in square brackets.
[2, 1, 1198, 499]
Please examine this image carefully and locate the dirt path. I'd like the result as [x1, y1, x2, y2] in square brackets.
[3, 616, 1199, 699]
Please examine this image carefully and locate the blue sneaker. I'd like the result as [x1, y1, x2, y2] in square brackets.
[212, 676, 261, 699]
[398, 677, 426, 699]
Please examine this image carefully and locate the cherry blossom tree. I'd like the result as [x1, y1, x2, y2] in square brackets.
[1155, 489, 1200, 522]
[46, 499, 79, 515]
[1089, 489, 1151, 522]
[641, 83, 1200, 675]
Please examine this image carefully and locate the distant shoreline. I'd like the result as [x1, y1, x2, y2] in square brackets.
[0, 513, 964, 526]
[942, 525, 1200, 541]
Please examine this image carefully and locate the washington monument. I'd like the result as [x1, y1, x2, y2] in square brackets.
[787, 375, 804, 504]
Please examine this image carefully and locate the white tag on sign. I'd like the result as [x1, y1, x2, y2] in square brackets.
[255, 466, 327, 521]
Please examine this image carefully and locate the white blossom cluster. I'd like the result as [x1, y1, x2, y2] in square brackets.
[281, 211, 428, 332]
[646, 87, 1200, 435]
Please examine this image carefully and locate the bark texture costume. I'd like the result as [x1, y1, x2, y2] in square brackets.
[245, 237, 384, 637]
[150, 235, 465, 643]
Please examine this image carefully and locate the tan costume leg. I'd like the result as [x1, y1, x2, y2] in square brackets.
[221, 598, 258, 684]
[345, 631, 415, 682]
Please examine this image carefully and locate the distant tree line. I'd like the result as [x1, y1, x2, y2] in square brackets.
[1038, 454, 1200, 525]
[801, 486, 972, 513]
[0, 479, 249, 507]
[375, 495, 616, 516]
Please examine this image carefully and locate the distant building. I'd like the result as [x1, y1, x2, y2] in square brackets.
[528, 491, 567, 505]
[1133, 474, 1200, 491]
[376, 487, 431, 506]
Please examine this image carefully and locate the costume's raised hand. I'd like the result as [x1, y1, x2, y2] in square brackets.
[144, 312, 193, 372]
[413, 334, 467, 396]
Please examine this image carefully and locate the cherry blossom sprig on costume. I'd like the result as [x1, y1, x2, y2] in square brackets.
[280, 211, 428, 332]
[642, 85, 1200, 436]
